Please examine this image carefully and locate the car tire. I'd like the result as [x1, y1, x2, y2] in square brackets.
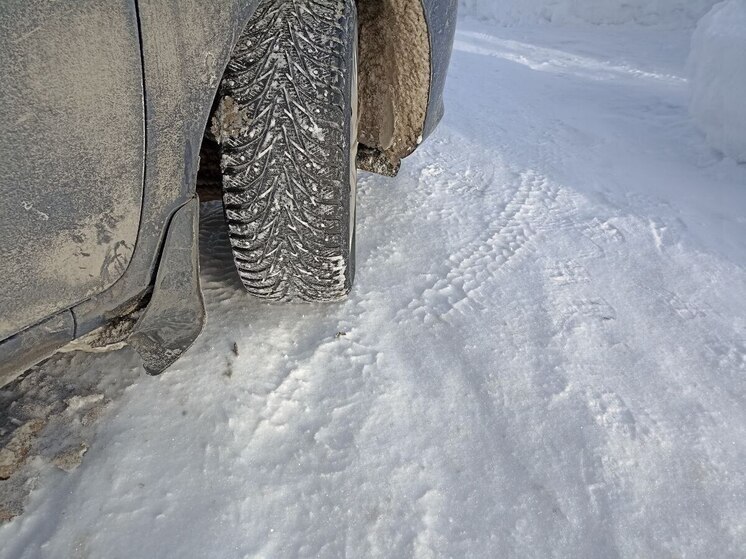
[216, 0, 358, 302]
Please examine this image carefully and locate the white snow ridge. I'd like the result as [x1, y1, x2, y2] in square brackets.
[688, 0, 746, 163]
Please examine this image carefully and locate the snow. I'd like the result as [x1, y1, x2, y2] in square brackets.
[458, 0, 722, 27]
[688, 0, 746, 163]
[2, 17, 746, 559]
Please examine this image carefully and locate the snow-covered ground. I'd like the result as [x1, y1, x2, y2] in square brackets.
[458, 0, 720, 26]
[2, 16, 746, 559]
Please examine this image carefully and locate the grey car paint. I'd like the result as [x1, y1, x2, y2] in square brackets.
[0, 0, 457, 388]
[0, 0, 145, 340]
[421, 0, 458, 138]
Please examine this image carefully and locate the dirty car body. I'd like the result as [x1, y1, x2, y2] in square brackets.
[0, 0, 457, 387]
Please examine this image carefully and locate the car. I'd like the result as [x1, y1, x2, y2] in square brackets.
[0, 0, 457, 387]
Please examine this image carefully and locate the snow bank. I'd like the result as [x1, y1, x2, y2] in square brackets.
[459, 0, 721, 27]
[688, 0, 746, 163]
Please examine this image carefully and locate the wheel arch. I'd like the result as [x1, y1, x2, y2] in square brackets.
[196, 0, 434, 181]
[74, 0, 263, 334]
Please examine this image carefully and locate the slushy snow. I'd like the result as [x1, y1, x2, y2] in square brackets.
[688, 0, 746, 163]
[2, 10, 746, 559]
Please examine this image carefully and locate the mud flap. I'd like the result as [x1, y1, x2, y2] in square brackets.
[129, 198, 206, 375]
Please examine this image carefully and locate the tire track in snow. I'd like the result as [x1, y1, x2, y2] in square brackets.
[398, 170, 561, 325]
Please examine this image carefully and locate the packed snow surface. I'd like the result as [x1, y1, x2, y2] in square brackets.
[459, 0, 721, 26]
[2, 18, 746, 559]
[688, 0, 746, 163]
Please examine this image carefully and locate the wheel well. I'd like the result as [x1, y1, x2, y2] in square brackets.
[196, 0, 432, 197]
[357, 0, 431, 175]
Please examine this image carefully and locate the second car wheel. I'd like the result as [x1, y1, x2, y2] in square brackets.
[215, 0, 358, 302]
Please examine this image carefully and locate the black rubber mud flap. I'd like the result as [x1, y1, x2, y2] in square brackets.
[129, 198, 206, 375]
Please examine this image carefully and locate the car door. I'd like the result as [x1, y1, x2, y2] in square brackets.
[0, 0, 145, 340]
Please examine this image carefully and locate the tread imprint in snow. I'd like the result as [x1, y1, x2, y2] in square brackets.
[220, 0, 355, 301]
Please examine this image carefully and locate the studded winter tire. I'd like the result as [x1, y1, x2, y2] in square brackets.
[216, 0, 358, 302]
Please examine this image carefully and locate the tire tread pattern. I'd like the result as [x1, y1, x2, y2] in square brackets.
[220, 0, 356, 301]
